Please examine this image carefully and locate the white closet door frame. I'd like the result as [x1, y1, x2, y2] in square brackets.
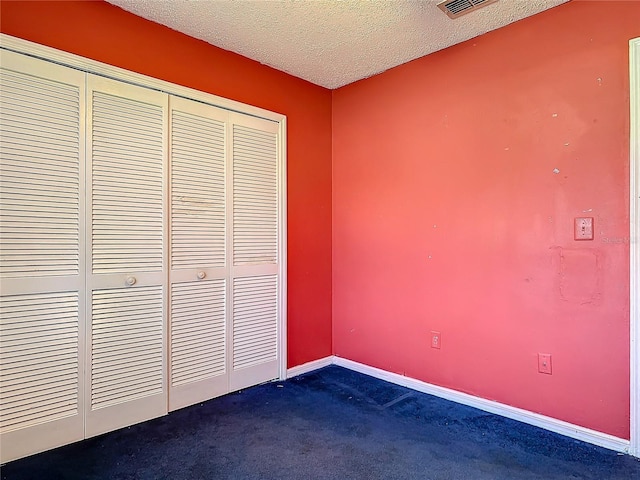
[630, 36, 640, 458]
[0, 50, 86, 463]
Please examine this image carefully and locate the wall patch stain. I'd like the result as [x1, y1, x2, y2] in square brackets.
[558, 248, 602, 305]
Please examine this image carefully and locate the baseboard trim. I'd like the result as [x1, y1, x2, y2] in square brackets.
[286, 356, 334, 378]
[333, 356, 631, 454]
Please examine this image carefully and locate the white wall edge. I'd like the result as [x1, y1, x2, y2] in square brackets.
[629, 36, 640, 459]
[286, 356, 335, 379]
[278, 116, 288, 382]
[333, 357, 631, 454]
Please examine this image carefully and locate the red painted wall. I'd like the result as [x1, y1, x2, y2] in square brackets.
[333, 1, 638, 439]
[0, 0, 333, 368]
[3, 0, 637, 441]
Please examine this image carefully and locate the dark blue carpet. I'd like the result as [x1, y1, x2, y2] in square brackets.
[2, 365, 639, 479]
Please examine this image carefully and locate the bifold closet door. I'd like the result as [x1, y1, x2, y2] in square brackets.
[85, 75, 168, 437]
[168, 97, 229, 411]
[0, 51, 86, 463]
[229, 113, 281, 391]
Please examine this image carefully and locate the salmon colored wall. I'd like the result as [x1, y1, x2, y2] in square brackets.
[333, 1, 638, 439]
[0, 0, 333, 368]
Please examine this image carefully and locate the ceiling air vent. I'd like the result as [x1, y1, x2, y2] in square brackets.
[437, 0, 499, 19]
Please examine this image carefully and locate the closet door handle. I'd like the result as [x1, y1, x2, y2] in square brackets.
[197, 271, 206, 280]
[125, 276, 137, 286]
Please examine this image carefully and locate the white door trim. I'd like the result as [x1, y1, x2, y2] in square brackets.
[630, 36, 640, 458]
[277, 116, 288, 381]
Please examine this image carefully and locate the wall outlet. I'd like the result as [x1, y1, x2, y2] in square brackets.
[431, 331, 441, 349]
[538, 353, 552, 374]
[574, 217, 594, 240]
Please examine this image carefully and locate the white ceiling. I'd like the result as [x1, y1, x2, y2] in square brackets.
[107, 0, 568, 89]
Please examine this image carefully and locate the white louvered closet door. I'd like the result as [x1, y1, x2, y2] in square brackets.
[229, 113, 281, 391]
[0, 51, 86, 463]
[168, 97, 229, 411]
[85, 75, 168, 437]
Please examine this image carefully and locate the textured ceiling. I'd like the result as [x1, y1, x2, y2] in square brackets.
[107, 0, 568, 89]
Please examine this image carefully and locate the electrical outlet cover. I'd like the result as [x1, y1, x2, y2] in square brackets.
[574, 217, 594, 240]
[431, 331, 441, 349]
[538, 353, 552, 374]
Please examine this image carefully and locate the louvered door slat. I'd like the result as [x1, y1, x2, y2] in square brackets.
[232, 275, 277, 369]
[2, 357, 77, 382]
[168, 279, 228, 410]
[91, 89, 164, 275]
[0, 292, 79, 433]
[0, 66, 81, 279]
[232, 124, 278, 266]
[171, 109, 226, 270]
[171, 280, 226, 386]
[90, 286, 163, 410]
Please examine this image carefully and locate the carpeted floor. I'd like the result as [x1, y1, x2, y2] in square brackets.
[2, 365, 639, 479]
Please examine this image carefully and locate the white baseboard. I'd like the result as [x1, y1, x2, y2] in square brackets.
[332, 356, 631, 455]
[286, 356, 334, 378]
